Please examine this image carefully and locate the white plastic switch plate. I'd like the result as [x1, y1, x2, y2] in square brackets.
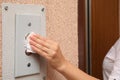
[15, 14, 44, 77]
[2, 3, 46, 79]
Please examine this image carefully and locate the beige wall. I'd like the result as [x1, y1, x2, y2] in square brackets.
[0, 0, 78, 80]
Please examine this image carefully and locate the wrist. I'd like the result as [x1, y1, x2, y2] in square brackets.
[56, 59, 69, 73]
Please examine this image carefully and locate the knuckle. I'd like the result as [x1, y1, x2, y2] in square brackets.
[52, 51, 57, 55]
[55, 42, 59, 46]
[54, 43, 59, 51]
[51, 51, 57, 58]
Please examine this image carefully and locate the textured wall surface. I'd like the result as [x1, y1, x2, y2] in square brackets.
[0, 0, 78, 80]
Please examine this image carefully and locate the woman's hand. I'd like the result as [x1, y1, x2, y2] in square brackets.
[29, 33, 66, 71]
[29, 33, 98, 80]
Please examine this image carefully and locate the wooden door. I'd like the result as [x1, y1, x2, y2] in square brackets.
[91, 0, 119, 79]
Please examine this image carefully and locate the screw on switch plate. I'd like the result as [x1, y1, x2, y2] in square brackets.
[41, 8, 44, 12]
[4, 6, 8, 11]
[27, 63, 31, 67]
[28, 22, 32, 27]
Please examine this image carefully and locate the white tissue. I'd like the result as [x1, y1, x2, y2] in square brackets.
[24, 32, 36, 53]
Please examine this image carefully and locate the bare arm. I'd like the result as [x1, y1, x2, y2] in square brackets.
[29, 33, 98, 80]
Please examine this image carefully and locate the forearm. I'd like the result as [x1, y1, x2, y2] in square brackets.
[57, 60, 98, 80]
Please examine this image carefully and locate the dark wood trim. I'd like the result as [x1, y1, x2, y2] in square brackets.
[78, 0, 86, 71]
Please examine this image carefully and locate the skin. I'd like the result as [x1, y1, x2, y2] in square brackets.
[29, 33, 99, 80]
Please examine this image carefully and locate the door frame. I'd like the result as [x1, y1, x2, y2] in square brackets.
[78, 0, 87, 72]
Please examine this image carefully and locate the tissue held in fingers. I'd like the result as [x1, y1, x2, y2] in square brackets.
[24, 32, 36, 54]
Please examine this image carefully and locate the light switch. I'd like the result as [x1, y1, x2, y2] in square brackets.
[15, 14, 45, 77]
[2, 3, 46, 79]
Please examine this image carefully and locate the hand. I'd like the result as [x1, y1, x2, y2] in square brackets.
[29, 33, 66, 71]
[29, 34, 98, 80]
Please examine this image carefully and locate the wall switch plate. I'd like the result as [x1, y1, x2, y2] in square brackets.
[15, 14, 45, 77]
[2, 3, 46, 79]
